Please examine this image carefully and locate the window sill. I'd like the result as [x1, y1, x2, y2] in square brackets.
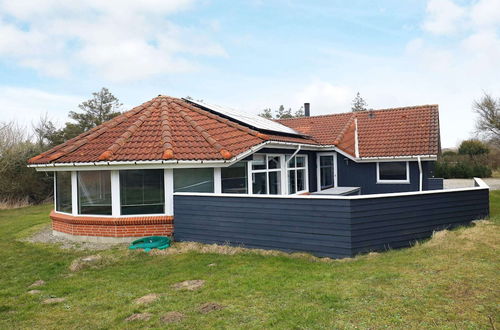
[376, 181, 410, 184]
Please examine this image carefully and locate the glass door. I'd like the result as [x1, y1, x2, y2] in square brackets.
[318, 154, 335, 190]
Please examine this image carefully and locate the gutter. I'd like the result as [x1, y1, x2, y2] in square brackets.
[288, 145, 302, 164]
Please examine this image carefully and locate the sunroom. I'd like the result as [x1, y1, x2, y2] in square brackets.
[53, 152, 310, 218]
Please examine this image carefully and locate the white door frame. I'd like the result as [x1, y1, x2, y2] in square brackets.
[316, 152, 337, 191]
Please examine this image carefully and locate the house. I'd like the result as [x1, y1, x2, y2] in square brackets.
[28, 95, 443, 242]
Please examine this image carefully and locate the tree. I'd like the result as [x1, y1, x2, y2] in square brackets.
[47, 88, 122, 145]
[351, 92, 368, 112]
[276, 105, 293, 119]
[458, 139, 489, 157]
[473, 93, 500, 146]
[32, 114, 58, 149]
[260, 108, 273, 119]
[258, 105, 304, 119]
[68, 87, 122, 132]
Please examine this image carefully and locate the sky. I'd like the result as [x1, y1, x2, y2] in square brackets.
[0, 0, 499, 148]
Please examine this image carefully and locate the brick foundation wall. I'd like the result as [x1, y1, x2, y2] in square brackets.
[50, 210, 174, 238]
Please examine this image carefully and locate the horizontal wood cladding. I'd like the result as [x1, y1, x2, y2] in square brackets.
[174, 188, 489, 258]
[349, 189, 489, 254]
[174, 196, 351, 258]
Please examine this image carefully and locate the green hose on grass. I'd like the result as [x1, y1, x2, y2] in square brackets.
[128, 236, 171, 252]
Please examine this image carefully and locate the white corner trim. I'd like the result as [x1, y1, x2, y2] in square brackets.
[376, 161, 410, 184]
[164, 169, 174, 216]
[474, 177, 489, 189]
[71, 171, 78, 216]
[110, 170, 120, 216]
[354, 118, 359, 158]
[214, 167, 222, 194]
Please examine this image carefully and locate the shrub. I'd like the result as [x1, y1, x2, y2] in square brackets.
[458, 139, 489, 156]
[435, 160, 492, 178]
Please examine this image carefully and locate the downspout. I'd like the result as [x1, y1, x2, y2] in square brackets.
[418, 156, 423, 191]
[289, 145, 302, 163]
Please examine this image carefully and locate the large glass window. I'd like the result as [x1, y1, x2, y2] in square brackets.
[120, 170, 164, 215]
[319, 155, 335, 190]
[78, 171, 112, 215]
[221, 162, 248, 193]
[251, 154, 282, 195]
[174, 168, 214, 192]
[378, 162, 409, 182]
[55, 172, 72, 213]
[287, 155, 307, 194]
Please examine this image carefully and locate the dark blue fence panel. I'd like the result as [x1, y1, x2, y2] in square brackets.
[173, 186, 489, 258]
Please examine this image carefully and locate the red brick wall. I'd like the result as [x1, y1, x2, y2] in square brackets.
[50, 210, 174, 237]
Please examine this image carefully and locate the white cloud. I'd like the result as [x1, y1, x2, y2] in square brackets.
[295, 82, 352, 114]
[422, 0, 466, 35]
[470, 0, 500, 29]
[0, 87, 83, 128]
[0, 0, 226, 81]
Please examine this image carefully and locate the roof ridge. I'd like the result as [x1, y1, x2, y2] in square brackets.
[333, 114, 356, 145]
[174, 102, 233, 160]
[160, 99, 175, 159]
[98, 101, 155, 161]
[277, 104, 439, 121]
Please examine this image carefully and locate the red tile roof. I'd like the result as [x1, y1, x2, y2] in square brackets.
[28, 97, 440, 165]
[29, 96, 317, 164]
[277, 105, 440, 158]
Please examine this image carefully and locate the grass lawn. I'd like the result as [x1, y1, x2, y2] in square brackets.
[0, 195, 499, 329]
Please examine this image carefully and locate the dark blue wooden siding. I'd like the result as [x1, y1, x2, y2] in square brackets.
[174, 188, 489, 258]
[174, 195, 352, 258]
[254, 148, 439, 194]
[349, 189, 489, 254]
[336, 158, 440, 194]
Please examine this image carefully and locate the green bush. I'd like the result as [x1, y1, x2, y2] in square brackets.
[435, 160, 492, 178]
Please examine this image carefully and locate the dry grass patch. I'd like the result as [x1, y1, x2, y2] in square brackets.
[199, 302, 225, 314]
[0, 197, 30, 210]
[42, 298, 65, 304]
[172, 280, 205, 291]
[134, 293, 159, 305]
[69, 254, 116, 272]
[160, 311, 185, 323]
[124, 313, 152, 322]
[152, 241, 341, 263]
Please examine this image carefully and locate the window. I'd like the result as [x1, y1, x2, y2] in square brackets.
[55, 172, 72, 213]
[78, 171, 112, 215]
[174, 168, 214, 192]
[319, 155, 335, 190]
[120, 170, 164, 215]
[377, 162, 409, 183]
[251, 154, 282, 194]
[221, 162, 247, 193]
[287, 155, 307, 194]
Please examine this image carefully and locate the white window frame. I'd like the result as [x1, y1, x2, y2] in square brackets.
[376, 161, 410, 184]
[249, 154, 285, 195]
[286, 154, 309, 195]
[316, 152, 337, 191]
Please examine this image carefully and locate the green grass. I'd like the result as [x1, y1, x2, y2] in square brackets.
[0, 195, 499, 329]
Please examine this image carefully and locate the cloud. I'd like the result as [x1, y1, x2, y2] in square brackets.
[295, 81, 352, 114]
[0, 0, 226, 81]
[422, 0, 466, 35]
[0, 87, 83, 128]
